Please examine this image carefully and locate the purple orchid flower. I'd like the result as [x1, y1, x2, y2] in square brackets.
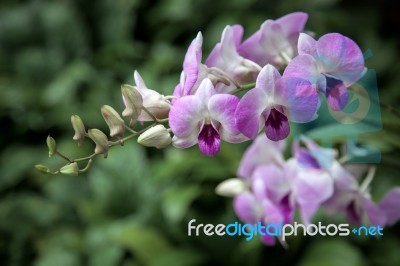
[325, 165, 400, 227]
[323, 166, 385, 226]
[291, 137, 385, 226]
[235, 64, 319, 141]
[169, 78, 247, 156]
[284, 33, 366, 111]
[238, 12, 308, 68]
[235, 135, 333, 229]
[172, 31, 239, 99]
[205, 25, 261, 92]
[233, 158, 333, 244]
[295, 137, 400, 227]
[250, 158, 333, 226]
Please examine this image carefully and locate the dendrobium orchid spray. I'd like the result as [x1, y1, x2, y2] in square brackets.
[37, 12, 400, 245]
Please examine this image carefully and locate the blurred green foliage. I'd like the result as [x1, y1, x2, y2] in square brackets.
[1, 0, 400, 265]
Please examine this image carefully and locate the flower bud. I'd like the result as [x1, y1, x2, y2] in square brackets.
[121, 84, 143, 122]
[87, 129, 109, 157]
[71, 115, 86, 146]
[141, 95, 171, 121]
[35, 164, 51, 174]
[101, 105, 125, 138]
[60, 162, 79, 176]
[137, 125, 171, 149]
[46, 135, 56, 157]
[132, 71, 170, 121]
[215, 178, 247, 197]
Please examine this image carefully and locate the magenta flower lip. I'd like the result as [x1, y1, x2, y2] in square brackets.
[235, 64, 319, 141]
[169, 78, 247, 156]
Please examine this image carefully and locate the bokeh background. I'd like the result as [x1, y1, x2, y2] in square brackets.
[1, 0, 400, 265]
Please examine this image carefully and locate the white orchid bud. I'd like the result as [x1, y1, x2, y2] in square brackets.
[101, 105, 125, 138]
[133, 71, 170, 121]
[60, 162, 79, 176]
[71, 115, 86, 146]
[215, 178, 247, 197]
[121, 84, 143, 122]
[137, 125, 171, 149]
[88, 129, 109, 157]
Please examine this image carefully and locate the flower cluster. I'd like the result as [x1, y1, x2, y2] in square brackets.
[37, 12, 400, 245]
[169, 12, 366, 156]
[216, 136, 400, 245]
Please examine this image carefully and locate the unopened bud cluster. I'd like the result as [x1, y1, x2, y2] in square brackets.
[38, 71, 173, 176]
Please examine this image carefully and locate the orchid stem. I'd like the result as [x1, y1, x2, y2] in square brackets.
[230, 82, 256, 94]
[55, 121, 160, 169]
[55, 151, 73, 163]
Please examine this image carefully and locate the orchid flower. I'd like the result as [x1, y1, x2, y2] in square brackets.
[169, 78, 247, 156]
[132, 71, 171, 121]
[233, 135, 333, 231]
[295, 137, 400, 227]
[235, 64, 318, 141]
[324, 165, 400, 227]
[173, 32, 235, 99]
[248, 158, 333, 225]
[284, 33, 366, 111]
[205, 25, 261, 92]
[238, 12, 308, 68]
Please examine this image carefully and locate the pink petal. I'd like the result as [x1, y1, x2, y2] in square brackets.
[172, 71, 185, 101]
[172, 133, 198, 149]
[262, 198, 285, 225]
[275, 12, 308, 38]
[239, 12, 308, 67]
[297, 33, 317, 57]
[238, 27, 265, 65]
[208, 93, 246, 143]
[183, 32, 203, 95]
[256, 64, 281, 97]
[205, 25, 244, 67]
[363, 196, 387, 226]
[277, 77, 319, 123]
[316, 33, 365, 84]
[195, 78, 216, 102]
[234, 192, 262, 224]
[237, 135, 285, 179]
[252, 164, 290, 203]
[283, 54, 326, 92]
[169, 95, 204, 137]
[379, 188, 400, 226]
[235, 88, 267, 139]
[293, 167, 334, 224]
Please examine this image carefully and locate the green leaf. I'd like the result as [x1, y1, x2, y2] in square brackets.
[296, 239, 367, 266]
[111, 222, 172, 265]
[162, 185, 202, 223]
[150, 249, 205, 266]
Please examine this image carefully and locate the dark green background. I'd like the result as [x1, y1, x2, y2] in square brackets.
[1, 0, 400, 265]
